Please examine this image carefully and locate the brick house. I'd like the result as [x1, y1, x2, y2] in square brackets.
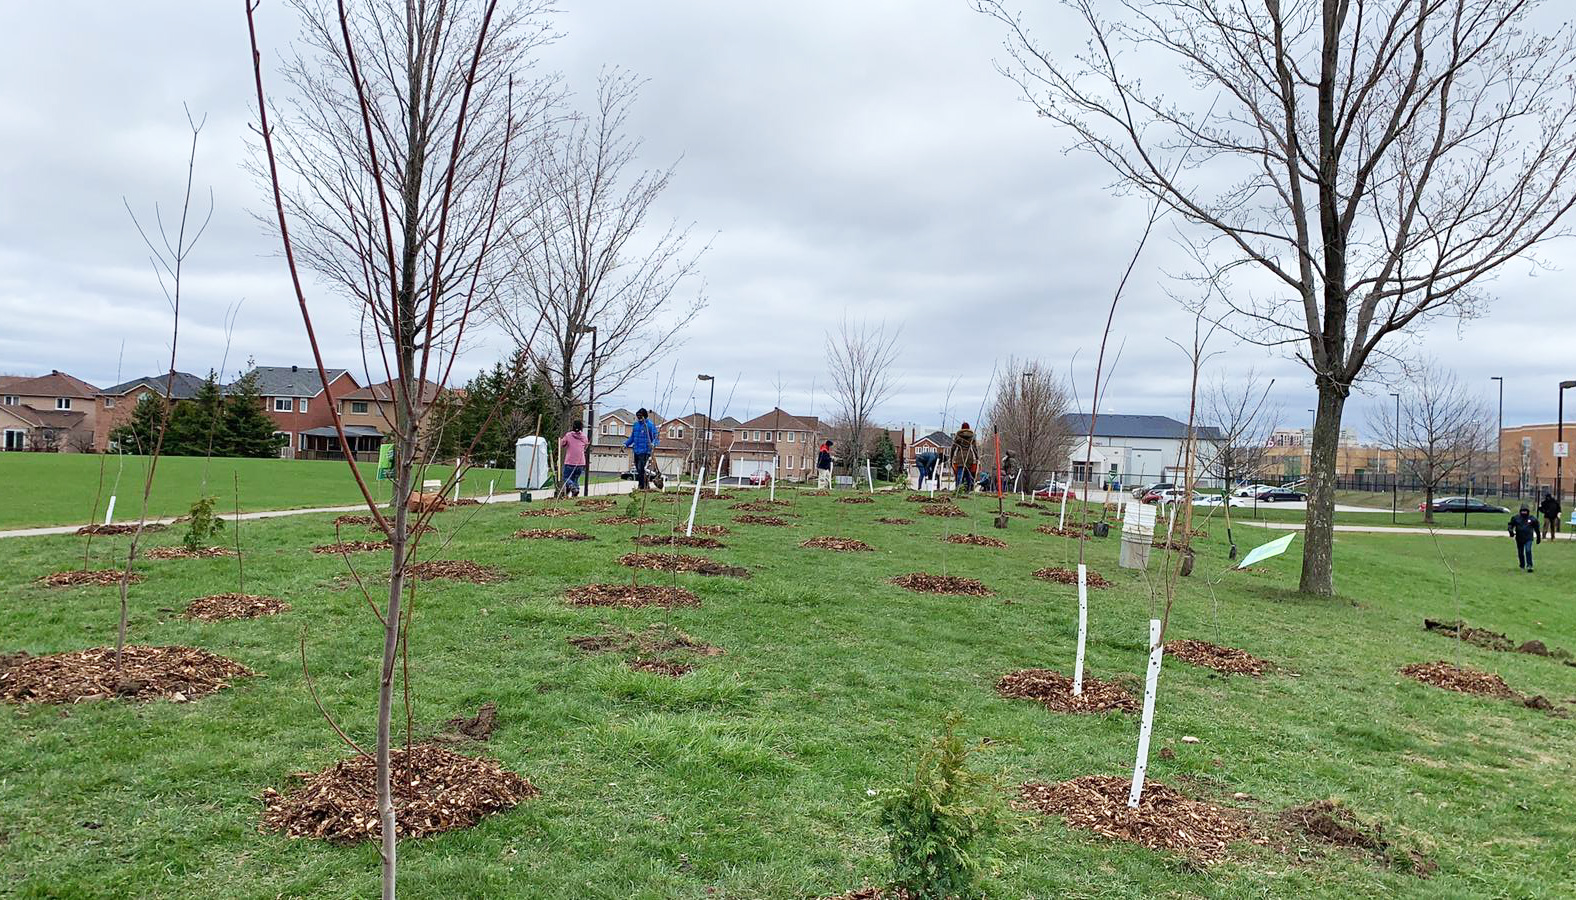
[589, 408, 693, 477]
[329, 379, 450, 461]
[731, 409, 822, 482]
[0, 371, 100, 452]
[233, 365, 360, 459]
[93, 372, 207, 452]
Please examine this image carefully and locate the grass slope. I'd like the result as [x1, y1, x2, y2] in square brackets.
[1, 489, 1572, 898]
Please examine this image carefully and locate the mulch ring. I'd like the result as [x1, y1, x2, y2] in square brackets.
[836, 496, 874, 504]
[1399, 660, 1564, 714]
[574, 498, 617, 511]
[618, 552, 750, 578]
[730, 501, 779, 512]
[260, 743, 536, 844]
[519, 506, 578, 518]
[1424, 618, 1573, 660]
[875, 517, 913, 525]
[825, 888, 914, 900]
[332, 514, 374, 526]
[563, 583, 700, 609]
[365, 523, 436, 537]
[569, 622, 723, 658]
[1016, 501, 1049, 510]
[1280, 799, 1437, 877]
[802, 536, 875, 552]
[1015, 775, 1263, 864]
[75, 523, 167, 536]
[677, 523, 730, 536]
[597, 515, 661, 526]
[919, 503, 967, 518]
[312, 540, 391, 555]
[1165, 639, 1271, 676]
[511, 528, 594, 541]
[36, 570, 141, 588]
[733, 515, 789, 526]
[144, 546, 236, 560]
[182, 593, 290, 622]
[906, 494, 951, 503]
[697, 492, 740, 501]
[632, 534, 726, 549]
[405, 561, 507, 584]
[888, 573, 992, 596]
[997, 669, 1136, 713]
[1036, 524, 1089, 539]
[1032, 567, 1111, 588]
[945, 533, 1006, 548]
[801, 489, 832, 497]
[0, 645, 254, 704]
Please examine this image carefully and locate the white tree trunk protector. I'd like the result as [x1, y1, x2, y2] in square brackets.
[686, 465, 706, 536]
[104, 495, 117, 526]
[1128, 618, 1165, 808]
[1073, 563, 1089, 694]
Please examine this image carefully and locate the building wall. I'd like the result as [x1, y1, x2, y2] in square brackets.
[0, 391, 95, 451]
[264, 372, 360, 458]
[1498, 423, 1576, 486]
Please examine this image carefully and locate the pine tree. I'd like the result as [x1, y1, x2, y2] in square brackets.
[164, 371, 228, 456]
[222, 370, 286, 458]
[109, 392, 166, 455]
[873, 432, 899, 481]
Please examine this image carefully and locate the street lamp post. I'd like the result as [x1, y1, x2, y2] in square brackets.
[1390, 392, 1400, 524]
[1559, 380, 1576, 521]
[1490, 376, 1503, 500]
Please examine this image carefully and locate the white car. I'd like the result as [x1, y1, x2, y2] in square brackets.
[1233, 484, 1274, 498]
[1194, 493, 1248, 508]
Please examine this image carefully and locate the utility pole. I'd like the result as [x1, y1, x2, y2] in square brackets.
[1390, 392, 1400, 525]
[1490, 376, 1503, 500]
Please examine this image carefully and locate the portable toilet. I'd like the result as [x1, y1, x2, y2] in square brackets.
[514, 436, 549, 494]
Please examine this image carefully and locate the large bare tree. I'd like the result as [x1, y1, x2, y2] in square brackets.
[985, 358, 1074, 490]
[824, 317, 901, 464]
[977, 0, 1576, 596]
[498, 69, 706, 430]
[1369, 362, 1493, 522]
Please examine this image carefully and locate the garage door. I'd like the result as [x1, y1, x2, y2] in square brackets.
[732, 457, 772, 479]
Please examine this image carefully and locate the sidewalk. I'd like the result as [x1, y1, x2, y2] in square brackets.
[1239, 520, 1547, 539]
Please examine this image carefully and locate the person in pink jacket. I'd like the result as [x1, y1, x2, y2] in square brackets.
[558, 420, 588, 497]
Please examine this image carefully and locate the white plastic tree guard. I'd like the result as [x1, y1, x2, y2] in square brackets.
[1127, 618, 1165, 808]
[685, 464, 706, 536]
[104, 495, 117, 526]
[1072, 563, 1089, 694]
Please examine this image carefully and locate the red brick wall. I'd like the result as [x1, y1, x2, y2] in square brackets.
[265, 372, 361, 457]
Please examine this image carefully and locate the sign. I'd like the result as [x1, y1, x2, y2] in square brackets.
[1238, 532, 1297, 569]
[1555, 442, 1570, 459]
[377, 443, 394, 481]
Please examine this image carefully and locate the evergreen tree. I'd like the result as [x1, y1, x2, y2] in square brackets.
[873, 432, 899, 481]
[222, 370, 286, 458]
[164, 371, 228, 456]
[436, 354, 558, 467]
[109, 392, 166, 455]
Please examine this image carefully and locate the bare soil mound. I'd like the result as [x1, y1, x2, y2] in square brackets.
[145, 546, 236, 560]
[1015, 775, 1260, 863]
[1165, 639, 1271, 676]
[75, 523, 167, 536]
[0, 651, 34, 676]
[1280, 800, 1437, 876]
[564, 583, 700, 608]
[1016, 501, 1048, 510]
[945, 533, 1006, 548]
[997, 669, 1136, 713]
[312, 540, 391, 555]
[183, 593, 290, 621]
[632, 534, 725, 549]
[888, 573, 992, 596]
[37, 569, 140, 587]
[332, 514, 374, 526]
[1424, 618, 1572, 660]
[733, 515, 789, 526]
[512, 528, 594, 541]
[0, 645, 253, 704]
[260, 743, 536, 843]
[1032, 567, 1111, 587]
[677, 523, 730, 536]
[618, 552, 750, 578]
[439, 702, 498, 742]
[875, 517, 913, 525]
[405, 561, 506, 584]
[919, 504, 967, 518]
[802, 536, 875, 552]
[598, 515, 660, 526]
[519, 506, 578, 518]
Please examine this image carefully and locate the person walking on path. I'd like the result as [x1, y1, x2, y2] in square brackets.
[816, 440, 834, 489]
[1508, 505, 1542, 572]
[558, 420, 589, 497]
[1538, 492, 1561, 541]
[951, 422, 978, 494]
[624, 408, 660, 490]
[915, 448, 939, 489]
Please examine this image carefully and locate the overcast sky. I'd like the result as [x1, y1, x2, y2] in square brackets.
[2, 1, 1573, 440]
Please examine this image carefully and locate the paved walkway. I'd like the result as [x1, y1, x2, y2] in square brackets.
[1239, 520, 1542, 539]
[0, 480, 638, 540]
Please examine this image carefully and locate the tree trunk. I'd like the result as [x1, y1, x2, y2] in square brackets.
[1297, 385, 1346, 597]
[1423, 485, 1435, 524]
[379, 458, 409, 900]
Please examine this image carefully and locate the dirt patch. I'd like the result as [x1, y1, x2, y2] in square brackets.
[37, 570, 141, 587]
[945, 533, 1006, 548]
[260, 743, 535, 844]
[0, 645, 253, 704]
[182, 593, 290, 622]
[802, 536, 875, 552]
[564, 584, 701, 608]
[632, 534, 725, 549]
[519, 506, 578, 518]
[312, 540, 391, 555]
[1399, 660, 1563, 715]
[447, 498, 483, 507]
[997, 669, 1136, 713]
[1015, 776, 1260, 863]
[75, 523, 167, 536]
[801, 489, 832, 497]
[439, 702, 497, 742]
[1165, 639, 1271, 676]
[618, 552, 750, 578]
[677, 523, 730, 536]
[919, 503, 967, 518]
[730, 501, 780, 512]
[575, 498, 617, 511]
[1036, 524, 1088, 539]
[889, 573, 992, 596]
[405, 561, 506, 584]
[569, 623, 723, 657]
[332, 514, 374, 526]
[875, 517, 913, 525]
[511, 528, 594, 541]
[906, 494, 951, 503]
[1423, 618, 1572, 659]
[1016, 501, 1048, 510]
[0, 651, 34, 676]
[1032, 567, 1111, 588]
[627, 658, 696, 677]
[598, 515, 660, 526]
[144, 546, 236, 560]
[836, 496, 874, 504]
[733, 515, 789, 526]
[1280, 800, 1436, 876]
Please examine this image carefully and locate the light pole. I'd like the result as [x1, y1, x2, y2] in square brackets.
[1389, 392, 1400, 524]
[698, 374, 715, 488]
[1490, 376, 1503, 500]
[1559, 380, 1576, 517]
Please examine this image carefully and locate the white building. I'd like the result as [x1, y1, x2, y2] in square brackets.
[1061, 413, 1224, 489]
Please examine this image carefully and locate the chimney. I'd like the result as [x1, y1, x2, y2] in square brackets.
[291, 365, 298, 373]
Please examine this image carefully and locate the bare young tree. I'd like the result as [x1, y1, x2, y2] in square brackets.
[498, 69, 706, 430]
[824, 317, 900, 464]
[1202, 370, 1280, 495]
[985, 357, 1073, 490]
[1369, 363, 1493, 523]
[977, 0, 1576, 596]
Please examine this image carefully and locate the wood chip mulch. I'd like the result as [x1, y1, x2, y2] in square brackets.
[801, 489, 832, 496]
[632, 534, 726, 549]
[259, 744, 536, 844]
[332, 514, 374, 526]
[144, 546, 237, 560]
[511, 528, 594, 541]
[730, 501, 779, 512]
[919, 503, 967, 518]
[627, 658, 696, 677]
[575, 498, 618, 510]
[312, 540, 391, 555]
[1165, 639, 1271, 676]
[1036, 524, 1088, 539]
[677, 524, 730, 536]
[875, 517, 913, 525]
[597, 515, 661, 526]
[37, 569, 141, 587]
[888, 573, 992, 596]
[405, 561, 507, 584]
[563, 584, 701, 608]
[519, 506, 578, 518]
[836, 496, 875, 504]
[447, 498, 483, 507]
[0, 645, 254, 704]
[1015, 775, 1262, 863]
[906, 494, 951, 503]
[1397, 660, 1563, 714]
[996, 669, 1136, 713]
[696, 492, 740, 501]
[945, 533, 1006, 548]
[733, 515, 789, 526]
[618, 552, 750, 578]
[75, 523, 167, 536]
[182, 593, 290, 621]
[1016, 501, 1049, 510]
[366, 523, 436, 537]
[802, 536, 875, 552]
[1032, 567, 1112, 588]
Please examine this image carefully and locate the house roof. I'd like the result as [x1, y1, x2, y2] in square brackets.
[1060, 413, 1224, 441]
[0, 370, 100, 398]
[0, 404, 87, 429]
[99, 372, 207, 400]
[718, 416, 742, 428]
[301, 425, 385, 438]
[599, 407, 634, 423]
[736, 408, 819, 432]
[342, 379, 447, 404]
[915, 430, 953, 448]
[237, 366, 352, 398]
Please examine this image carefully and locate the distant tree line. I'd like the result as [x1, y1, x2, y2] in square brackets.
[433, 352, 558, 469]
[109, 370, 284, 458]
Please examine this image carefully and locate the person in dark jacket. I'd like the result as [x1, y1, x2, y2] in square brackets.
[816, 440, 834, 489]
[951, 423, 977, 494]
[915, 448, 939, 489]
[623, 408, 660, 490]
[1538, 493, 1561, 541]
[1508, 505, 1542, 572]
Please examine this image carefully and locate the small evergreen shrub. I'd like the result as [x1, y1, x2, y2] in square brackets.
[183, 496, 226, 551]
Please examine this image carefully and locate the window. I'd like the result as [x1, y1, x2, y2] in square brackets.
[103, 397, 115, 408]
[55, 398, 72, 410]
[300, 433, 309, 450]
[3, 429, 24, 451]
[299, 398, 309, 413]
[274, 432, 289, 458]
[351, 401, 369, 414]
[273, 397, 293, 412]
[787, 431, 795, 443]
[2, 395, 16, 406]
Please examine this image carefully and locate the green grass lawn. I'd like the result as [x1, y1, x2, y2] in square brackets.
[1, 489, 1572, 897]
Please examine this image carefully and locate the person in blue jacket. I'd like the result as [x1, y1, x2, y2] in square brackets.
[624, 408, 660, 490]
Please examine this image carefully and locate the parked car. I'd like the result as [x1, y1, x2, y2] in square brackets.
[1194, 493, 1248, 508]
[1032, 480, 1071, 500]
[1418, 496, 1508, 514]
[1133, 481, 1175, 499]
[1144, 488, 1195, 505]
[1255, 487, 1307, 502]
[748, 470, 773, 486]
[1233, 483, 1275, 498]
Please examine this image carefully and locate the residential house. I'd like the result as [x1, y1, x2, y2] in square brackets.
[731, 409, 822, 482]
[1060, 413, 1224, 488]
[93, 372, 208, 451]
[235, 365, 360, 459]
[911, 430, 953, 463]
[0, 371, 100, 452]
[330, 379, 451, 461]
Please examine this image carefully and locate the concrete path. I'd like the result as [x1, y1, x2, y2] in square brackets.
[1239, 519, 1543, 539]
[0, 479, 638, 540]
